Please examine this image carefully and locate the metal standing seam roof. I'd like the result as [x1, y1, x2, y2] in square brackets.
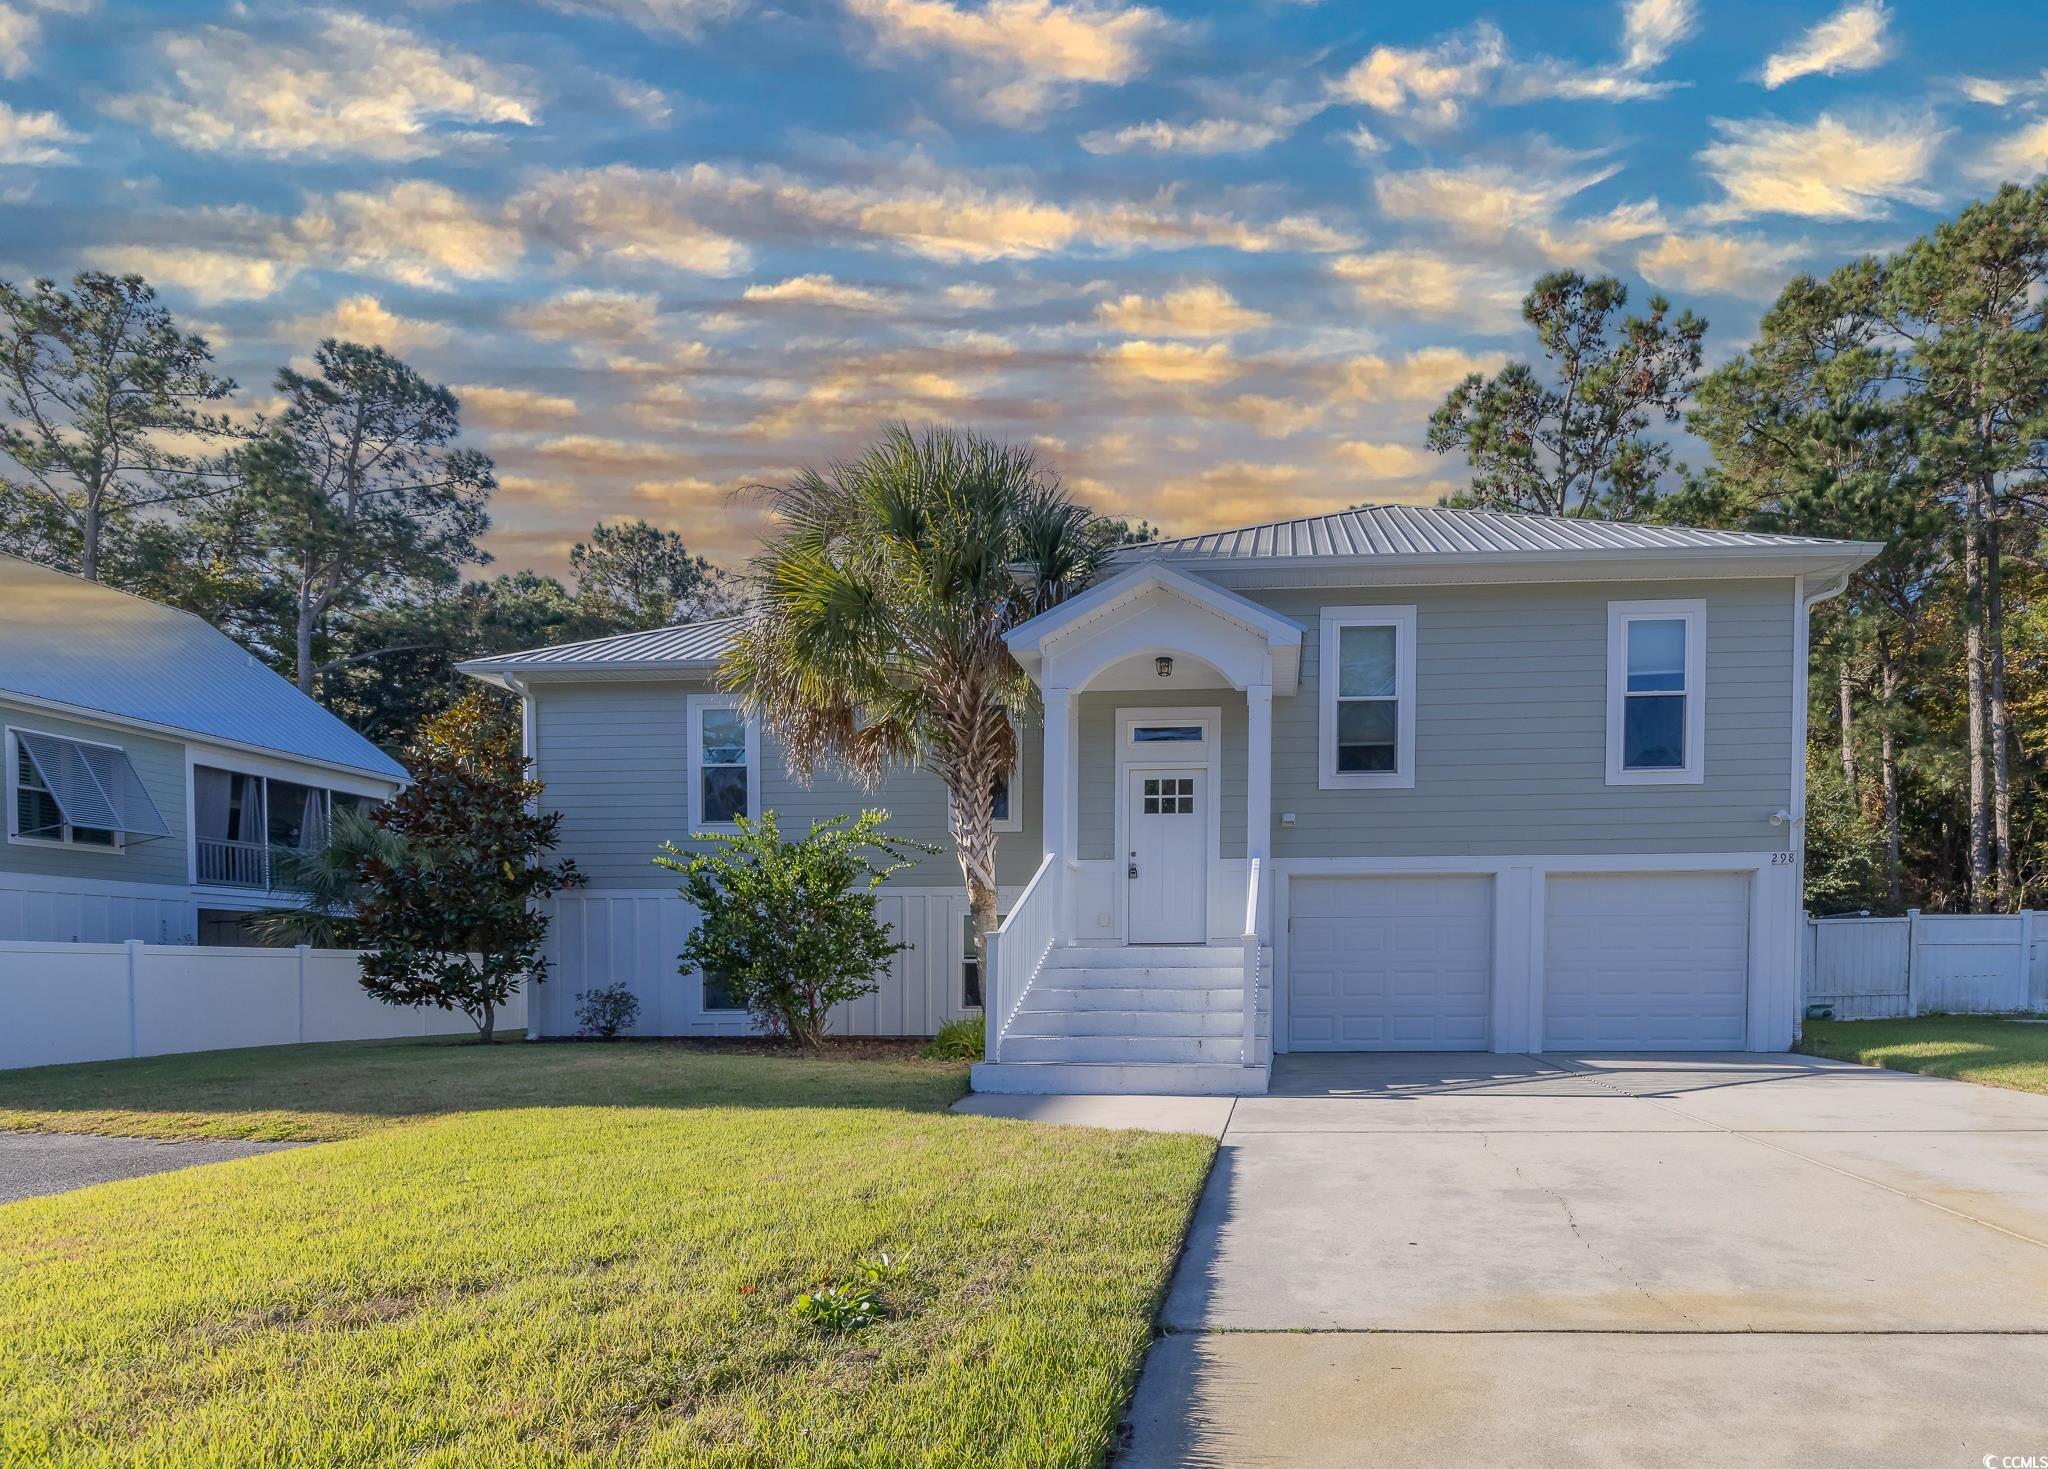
[458, 614, 749, 672]
[0, 554, 408, 783]
[1119, 504, 1866, 561]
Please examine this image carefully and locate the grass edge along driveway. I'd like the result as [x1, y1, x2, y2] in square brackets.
[1798, 1013, 2048, 1097]
[0, 1042, 1215, 1468]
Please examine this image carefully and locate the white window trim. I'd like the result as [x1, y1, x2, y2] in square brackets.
[5, 726, 128, 853]
[686, 694, 759, 831]
[1606, 599, 1707, 787]
[1317, 606, 1417, 791]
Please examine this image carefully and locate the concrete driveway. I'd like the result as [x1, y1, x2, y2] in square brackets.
[1123, 1052, 2048, 1467]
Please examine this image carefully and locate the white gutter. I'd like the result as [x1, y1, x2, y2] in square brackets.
[1790, 570, 1852, 827]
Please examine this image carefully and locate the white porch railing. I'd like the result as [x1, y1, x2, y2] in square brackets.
[984, 853, 1059, 1062]
[1241, 855, 1266, 1070]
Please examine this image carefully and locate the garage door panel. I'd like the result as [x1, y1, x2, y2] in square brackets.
[1544, 873, 1749, 1051]
[1288, 876, 1493, 1052]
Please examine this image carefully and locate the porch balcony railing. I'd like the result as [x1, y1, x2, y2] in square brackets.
[984, 851, 1059, 1062]
[195, 838, 314, 893]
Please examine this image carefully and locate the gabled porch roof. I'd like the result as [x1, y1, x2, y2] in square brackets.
[1007, 561, 1304, 694]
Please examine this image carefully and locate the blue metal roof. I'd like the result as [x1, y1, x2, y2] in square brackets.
[0, 554, 408, 784]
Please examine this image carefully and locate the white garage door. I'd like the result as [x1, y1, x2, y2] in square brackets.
[1544, 873, 1750, 1050]
[1288, 876, 1492, 1050]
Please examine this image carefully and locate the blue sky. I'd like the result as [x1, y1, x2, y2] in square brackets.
[4, 0, 2046, 573]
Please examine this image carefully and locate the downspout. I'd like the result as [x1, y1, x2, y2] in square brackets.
[506, 673, 544, 1042]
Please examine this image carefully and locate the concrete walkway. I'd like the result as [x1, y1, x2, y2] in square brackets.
[1122, 1053, 2048, 1467]
[0, 1131, 298, 1204]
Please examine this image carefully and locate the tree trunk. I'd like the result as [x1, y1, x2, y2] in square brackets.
[1985, 498, 2014, 907]
[296, 595, 317, 696]
[477, 994, 495, 1044]
[81, 500, 100, 581]
[1878, 641, 1903, 910]
[1964, 482, 1992, 911]
[1837, 654, 1858, 793]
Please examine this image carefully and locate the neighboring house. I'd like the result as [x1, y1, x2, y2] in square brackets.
[460, 505, 1879, 1094]
[0, 554, 408, 945]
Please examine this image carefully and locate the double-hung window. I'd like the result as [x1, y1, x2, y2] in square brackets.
[1318, 606, 1417, 789]
[687, 695, 758, 829]
[1606, 600, 1706, 785]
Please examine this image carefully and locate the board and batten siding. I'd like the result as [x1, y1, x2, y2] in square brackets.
[1249, 577, 1797, 859]
[0, 699, 190, 888]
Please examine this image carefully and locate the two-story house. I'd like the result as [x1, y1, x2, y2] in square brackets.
[1, 554, 408, 945]
[460, 505, 1880, 1095]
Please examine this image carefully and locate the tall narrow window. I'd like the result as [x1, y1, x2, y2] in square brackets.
[1318, 606, 1417, 789]
[688, 696, 757, 829]
[1607, 600, 1706, 785]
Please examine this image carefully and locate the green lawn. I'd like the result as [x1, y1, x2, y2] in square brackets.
[0, 1041, 1215, 1467]
[1798, 1014, 2048, 1096]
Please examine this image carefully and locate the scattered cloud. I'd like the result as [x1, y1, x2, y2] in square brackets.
[1335, 439, 1432, 476]
[943, 283, 996, 308]
[1373, 159, 1620, 243]
[538, 0, 745, 40]
[455, 384, 581, 428]
[1620, 0, 1695, 74]
[284, 294, 449, 354]
[1338, 347, 1508, 404]
[0, 99, 74, 163]
[1761, 3, 1890, 90]
[742, 274, 890, 310]
[0, 5, 35, 79]
[1697, 111, 1943, 220]
[105, 11, 535, 161]
[1219, 394, 1324, 437]
[1098, 339, 1238, 385]
[1082, 92, 1325, 155]
[1976, 119, 2048, 183]
[1096, 283, 1270, 337]
[1332, 22, 1504, 128]
[848, 0, 1168, 123]
[1958, 72, 2048, 108]
[511, 163, 753, 275]
[510, 288, 660, 343]
[1331, 251, 1522, 323]
[297, 180, 525, 288]
[1636, 232, 1803, 299]
[533, 433, 680, 472]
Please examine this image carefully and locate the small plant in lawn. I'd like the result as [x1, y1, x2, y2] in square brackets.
[575, 982, 641, 1039]
[354, 690, 584, 1042]
[923, 1014, 984, 1060]
[657, 809, 936, 1049]
[789, 1281, 881, 1332]
[856, 1253, 909, 1285]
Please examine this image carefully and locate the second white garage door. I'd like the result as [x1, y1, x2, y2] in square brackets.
[1544, 872, 1750, 1050]
[1288, 876, 1493, 1050]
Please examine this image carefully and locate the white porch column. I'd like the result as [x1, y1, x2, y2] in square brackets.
[1245, 681, 1273, 874]
[1042, 685, 1073, 941]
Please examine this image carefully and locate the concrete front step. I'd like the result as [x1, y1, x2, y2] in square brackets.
[1039, 965, 1246, 990]
[1000, 1033, 1244, 1064]
[1025, 984, 1245, 1013]
[1044, 945, 1241, 970]
[970, 1060, 1269, 1096]
[1007, 1007, 1243, 1038]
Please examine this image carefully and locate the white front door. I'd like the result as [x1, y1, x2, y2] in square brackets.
[1126, 768, 1206, 944]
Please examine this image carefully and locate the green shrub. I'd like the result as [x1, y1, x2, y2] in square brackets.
[923, 1014, 985, 1060]
[657, 810, 936, 1049]
[574, 982, 641, 1039]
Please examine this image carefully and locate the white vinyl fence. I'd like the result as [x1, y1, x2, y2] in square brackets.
[0, 940, 524, 1071]
[1803, 910, 2048, 1020]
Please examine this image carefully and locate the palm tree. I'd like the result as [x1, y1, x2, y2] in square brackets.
[245, 806, 412, 948]
[724, 423, 1115, 949]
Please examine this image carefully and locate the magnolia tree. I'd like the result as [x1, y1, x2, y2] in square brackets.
[658, 809, 933, 1048]
[355, 690, 582, 1041]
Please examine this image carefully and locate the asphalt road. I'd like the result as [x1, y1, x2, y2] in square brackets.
[0, 1130, 299, 1204]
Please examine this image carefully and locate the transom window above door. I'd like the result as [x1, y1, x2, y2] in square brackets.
[1131, 724, 1203, 744]
[1318, 606, 1417, 790]
[1141, 776, 1195, 814]
[1606, 599, 1706, 786]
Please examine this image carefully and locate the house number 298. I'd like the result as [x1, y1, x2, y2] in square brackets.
[1770, 853, 1796, 865]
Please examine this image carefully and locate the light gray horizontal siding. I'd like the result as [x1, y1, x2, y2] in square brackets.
[533, 680, 1043, 890]
[1076, 689, 1247, 861]
[1251, 578, 1796, 858]
[0, 701, 189, 887]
